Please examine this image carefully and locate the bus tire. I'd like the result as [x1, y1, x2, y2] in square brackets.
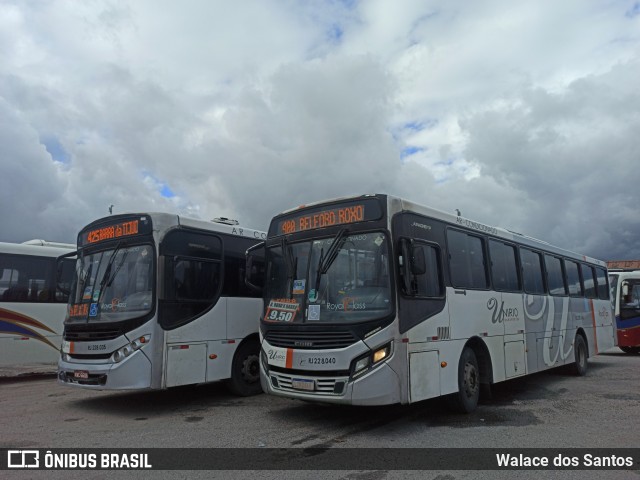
[226, 339, 262, 396]
[451, 347, 480, 413]
[572, 334, 588, 376]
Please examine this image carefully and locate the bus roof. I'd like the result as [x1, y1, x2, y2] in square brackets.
[0, 241, 75, 257]
[79, 212, 266, 244]
[271, 193, 606, 267]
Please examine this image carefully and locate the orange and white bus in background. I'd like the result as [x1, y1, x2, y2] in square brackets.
[249, 194, 616, 412]
[0, 240, 75, 368]
[58, 213, 267, 394]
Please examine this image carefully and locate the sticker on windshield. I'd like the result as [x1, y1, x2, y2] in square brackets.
[374, 235, 384, 246]
[308, 289, 318, 302]
[82, 286, 93, 300]
[308, 304, 321, 321]
[92, 289, 100, 302]
[292, 279, 306, 295]
[265, 299, 299, 322]
[89, 303, 99, 317]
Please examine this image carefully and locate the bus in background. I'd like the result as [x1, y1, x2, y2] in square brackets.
[608, 268, 640, 354]
[58, 213, 266, 395]
[0, 240, 75, 368]
[248, 194, 615, 412]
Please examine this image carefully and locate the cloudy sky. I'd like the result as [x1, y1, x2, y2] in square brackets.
[1, 0, 639, 260]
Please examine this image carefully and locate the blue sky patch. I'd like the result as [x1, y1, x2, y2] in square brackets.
[625, 2, 640, 18]
[41, 136, 71, 163]
[401, 146, 424, 159]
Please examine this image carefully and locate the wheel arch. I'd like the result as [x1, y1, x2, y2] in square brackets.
[464, 336, 494, 386]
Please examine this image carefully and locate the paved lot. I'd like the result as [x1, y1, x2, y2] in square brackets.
[1, 348, 638, 479]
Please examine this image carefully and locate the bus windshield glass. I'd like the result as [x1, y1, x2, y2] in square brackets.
[67, 243, 154, 323]
[263, 231, 393, 324]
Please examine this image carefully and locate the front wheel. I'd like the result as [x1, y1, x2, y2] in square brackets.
[451, 347, 480, 413]
[226, 340, 262, 396]
[572, 335, 588, 376]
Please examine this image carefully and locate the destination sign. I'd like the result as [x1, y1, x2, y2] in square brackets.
[79, 217, 152, 247]
[273, 198, 383, 236]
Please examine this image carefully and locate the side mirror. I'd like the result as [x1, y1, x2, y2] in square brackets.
[56, 251, 77, 297]
[245, 242, 265, 294]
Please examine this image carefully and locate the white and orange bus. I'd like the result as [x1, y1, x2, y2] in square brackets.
[249, 194, 616, 412]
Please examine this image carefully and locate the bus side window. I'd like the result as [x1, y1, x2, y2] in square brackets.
[447, 230, 488, 290]
[583, 265, 597, 298]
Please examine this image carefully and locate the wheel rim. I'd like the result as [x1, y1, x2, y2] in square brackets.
[241, 354, 260, 384]
[463, 362, 479, 399]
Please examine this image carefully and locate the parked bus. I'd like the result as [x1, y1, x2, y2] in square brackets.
[0, 240, 75, 367]
[608, 269, 640, 354]
[57, 213, 266, 394]
[248, 194, 615, 412]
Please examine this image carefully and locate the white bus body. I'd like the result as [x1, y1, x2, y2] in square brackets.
[254, 194, 616, 411]
[0, 241, 75, 367]
[57, 213, 266, 394]
[608, 270, 640, 354]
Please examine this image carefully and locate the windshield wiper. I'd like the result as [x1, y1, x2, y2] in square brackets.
[313, 228, 348, 296]
[281, 237, 298, 298]
[95, 242, 124, 304]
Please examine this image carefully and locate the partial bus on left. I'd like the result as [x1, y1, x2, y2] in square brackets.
[0, 240, 75, 367]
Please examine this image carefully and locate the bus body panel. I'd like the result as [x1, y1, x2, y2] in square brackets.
[0, 303, 65, 365]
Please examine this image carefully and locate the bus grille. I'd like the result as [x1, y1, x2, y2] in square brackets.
[64, 328, 122, 341]
[269, 370, 349, 396]
[264, 330, 358, 349]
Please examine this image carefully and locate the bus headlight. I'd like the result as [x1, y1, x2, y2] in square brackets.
[111, 335, 150, 363]
[350, 342, 392, 379]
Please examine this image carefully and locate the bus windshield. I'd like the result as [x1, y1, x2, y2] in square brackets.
[67, 243, 154, 323]
[263, 231, 393, 324]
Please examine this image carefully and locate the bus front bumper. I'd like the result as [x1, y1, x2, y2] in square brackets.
[260, 361, 401, 406]
[57, 350, 152, 390]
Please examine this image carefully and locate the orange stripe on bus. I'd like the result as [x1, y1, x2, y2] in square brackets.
[286, 348, 293, 369]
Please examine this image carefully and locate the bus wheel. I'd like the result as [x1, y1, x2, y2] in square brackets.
[572, 335, 588, 376]
[227, 340, 262, 396]
[452, 347, 480, 413]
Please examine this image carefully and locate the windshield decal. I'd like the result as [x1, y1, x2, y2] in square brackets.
[292, 279, 306, 295]
[308, 304, 321, 321]
[327, 297, 366, 312]
[265, 299, 300, 322]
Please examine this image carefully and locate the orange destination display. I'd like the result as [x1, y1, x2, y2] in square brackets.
[79, 216, 152, 247]
[272, 198, 383, 236]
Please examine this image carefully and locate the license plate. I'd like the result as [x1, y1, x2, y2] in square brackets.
[291, 378, 315, 391]
[73, 370, 89, 379]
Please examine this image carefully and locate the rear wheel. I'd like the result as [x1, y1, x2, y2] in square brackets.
[451, 347, 480, 413]
[226, 340, 262, 396]
[572, 335, 588, 376]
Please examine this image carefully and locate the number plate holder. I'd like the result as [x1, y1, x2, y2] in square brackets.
[291, 378, 315, 391]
